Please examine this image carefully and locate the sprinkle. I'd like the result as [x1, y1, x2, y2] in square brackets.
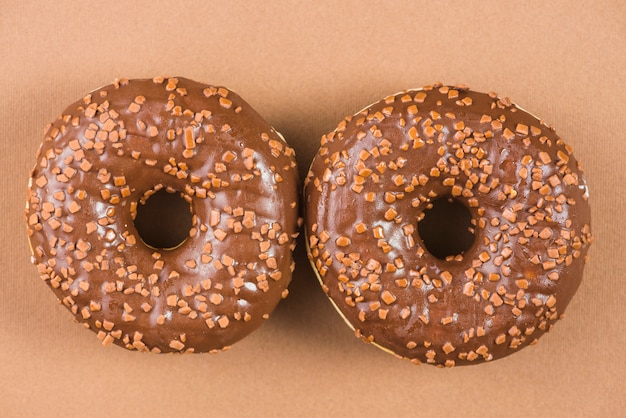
[381, 290, 396, 305]
[440, 271, 453, 285]
[442, 342, 455, 354]
[68, 201, 81, 214]
[219, 97, 232, 109]
[384, 208, 398, 221]
[169, 340, 185, 351]
[214, 229, 227, 241]
[336, 236, 351, 247]
[503, 128, 515, 140]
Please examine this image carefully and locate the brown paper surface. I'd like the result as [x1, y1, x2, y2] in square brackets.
[1, 1, 624, 416]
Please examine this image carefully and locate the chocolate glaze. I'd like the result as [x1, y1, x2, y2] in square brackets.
[305, 84, 592, 366]
[26, 77, 300, 353]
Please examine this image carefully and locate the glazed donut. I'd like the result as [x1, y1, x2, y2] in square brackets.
[25, 77, 300, 353]
[304, 83, 593, 366]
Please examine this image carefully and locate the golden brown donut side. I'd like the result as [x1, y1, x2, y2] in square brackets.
[304, 84, 592, 366]
[25, 77, 300, 353]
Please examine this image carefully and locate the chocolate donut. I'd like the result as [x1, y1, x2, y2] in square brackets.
[304, 83, 592, 366]
[25, 77, 300, 353]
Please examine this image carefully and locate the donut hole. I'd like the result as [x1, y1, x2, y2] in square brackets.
[417, 196, 475, 260]
[134, 189, 193, 250]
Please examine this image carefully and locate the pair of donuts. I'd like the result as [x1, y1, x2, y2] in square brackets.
[26, 78, 592, 365]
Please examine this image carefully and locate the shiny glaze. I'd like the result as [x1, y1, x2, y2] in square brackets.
[305, 84, 592, 366]
[26, 77, 300, 353]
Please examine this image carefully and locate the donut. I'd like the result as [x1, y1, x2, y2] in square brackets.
[25, 77, 300, 353]
[304, 83, 593, 366]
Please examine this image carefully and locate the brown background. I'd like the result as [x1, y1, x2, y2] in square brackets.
[1, 1, 624, 416]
